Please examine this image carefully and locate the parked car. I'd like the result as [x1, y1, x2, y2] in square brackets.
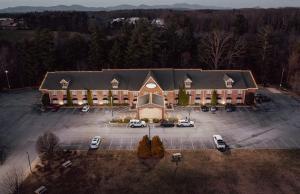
[213, 135, 226, 150]
[82, 105, 90, 112]
[201, 105, 209, 112]
[129, 119, 147, 128]
[160, 120, 175, 128]
[225, 104, 235, 112]
[177, 119, 194, 127]
[210, 106, 217, 112]
[90, 136, 101, 149]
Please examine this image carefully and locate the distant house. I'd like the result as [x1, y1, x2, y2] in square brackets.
[111, 17, 125, 24]
[0, 18, 17, 30]
[152, 18, 165, 27]
[39, 69, 258, 119]
[127, 17, 140, 24]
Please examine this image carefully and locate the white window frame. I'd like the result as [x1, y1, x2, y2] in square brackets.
[227, 90, 232, 94]
[206, 90, 212, 95]
[196, 90, 201, 95]
[82, 90, 87, 95]
[217, 90, 222, 95]
[238, 90, 243, 95]
[112, 90, 118, 95]
[123, 90, 128, 95]
[92, 91, 97, 96]
[52, 91, 57, 96]
[102, 90, 108, 95]
[71, 90, 77, 95]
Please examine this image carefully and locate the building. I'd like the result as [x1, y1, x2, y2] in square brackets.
[39, 69, 258, 119]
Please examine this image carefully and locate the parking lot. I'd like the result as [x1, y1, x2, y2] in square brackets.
[0, 87, 300, 187]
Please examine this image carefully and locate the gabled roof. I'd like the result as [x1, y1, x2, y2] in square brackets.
[39, 69, 258, 91]
[223, 74, 234, 82]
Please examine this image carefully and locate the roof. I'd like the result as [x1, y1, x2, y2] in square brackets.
[40, 69, 258, 91]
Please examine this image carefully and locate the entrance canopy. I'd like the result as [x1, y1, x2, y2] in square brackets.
[137, 93, 164, 108]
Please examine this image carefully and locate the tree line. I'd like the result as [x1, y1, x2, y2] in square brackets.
[0, 9, 300, 91]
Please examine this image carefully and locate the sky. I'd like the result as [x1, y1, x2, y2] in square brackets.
[0, 0, 300, 9]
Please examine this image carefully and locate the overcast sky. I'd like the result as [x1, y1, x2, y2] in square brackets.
[0, 0, 300, 9]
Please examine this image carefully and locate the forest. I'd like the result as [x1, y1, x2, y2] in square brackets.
[0, 8, 299, 92]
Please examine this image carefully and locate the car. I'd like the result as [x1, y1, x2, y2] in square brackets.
[201, 105, 209, 112]
[82, 105, 90, 112]
[210, 106, 217, 112]
[90, 136, 101, 149]
[177, 119, 194, 127]
[213, 135, 226, 150]
[225, 104, 235, 112]
[160, 120, 175, 128]
[128, 119, 147, 128]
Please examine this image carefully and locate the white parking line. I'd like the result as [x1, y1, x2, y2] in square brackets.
[130, 137, 133, 150]
[108, 138, 113, 150]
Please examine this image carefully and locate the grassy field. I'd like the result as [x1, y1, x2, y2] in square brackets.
[22, 149, 300, 194]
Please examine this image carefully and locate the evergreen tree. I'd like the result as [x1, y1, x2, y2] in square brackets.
[67, 89, 73, 106]
[211, 90, 217, 106]
[89, 29, 106, 69]
[108, 90, 113, 105]
[178, 87, 189, 106]
[151, 136, 165, 158]
[87, 89, 93, 106]
[41, 93, 50, 106]
[233, 14, 248, 35]
[109, 39, 123, 68]
[137, 135, 152, 159]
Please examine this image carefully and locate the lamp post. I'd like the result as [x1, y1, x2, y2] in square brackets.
[148, 124, 151, 139]
[280, 66, 285, 88]
[4, 70, 11, 89]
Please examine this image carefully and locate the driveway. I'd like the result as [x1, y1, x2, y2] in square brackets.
[0, 88, 300, 192]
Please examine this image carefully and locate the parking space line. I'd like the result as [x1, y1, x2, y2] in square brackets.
[170, 137, 173, 149]
[130, 137, 133, 150]
[108, 138, 113, 150]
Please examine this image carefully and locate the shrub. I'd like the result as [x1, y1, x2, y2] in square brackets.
[111, 119, 123, 123]
[123, 117, 131, 123]
[152, 118, 160, 123]
[41, 93, 50, 106]
[137, 135, 152, 159]
[141, 118, 149, 123]
[168, 117, 178, 123]
[151, 136, 165, 158]
[178, 87, 189, 106]
[211, 90, 217, 106]
[67, 89, 73, 106]
[87, 89, 93, 106]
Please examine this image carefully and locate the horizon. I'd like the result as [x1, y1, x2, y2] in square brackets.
[0, 0, 300, 9]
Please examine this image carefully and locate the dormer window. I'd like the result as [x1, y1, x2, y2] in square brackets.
[111, 78, 119, 89]
[184, 78, 192, 89]
[223, 74, 234, 88]
[60, 79, 70, 89]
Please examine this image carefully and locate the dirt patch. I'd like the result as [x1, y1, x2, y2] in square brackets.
[22, 149, 300, 194]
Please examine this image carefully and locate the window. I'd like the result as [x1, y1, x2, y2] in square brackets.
[227, 90, 232, 94]
[226, 81, 233, 88]
[123, 90, 128, 95]
[217, 90, 222, 95]
[112, 90, 118, 95]
[102, 90, 108, 95]
[175, 90, 179, 95]
[164, 91, 168, 96]
[92, 91, 97, 96]
[71, 91, 76, 95]
[82, 90, 87, 95]
[238, 90, 243, 95]
[52, 91, 57, 96]
[196, 90, 201, 95]
[206, 90, 212, 95]
[186, 90, 191, 95]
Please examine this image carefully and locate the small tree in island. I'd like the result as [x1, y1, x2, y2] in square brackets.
[211, 90, 217, 106]
[36, 132, 60, 160]
[137, 135, 165, 159]
[178, 87, 189, 106]
[87, 89, 93, 106]
[67, 89, 73, 106]
[151, 136, 165, 158]
[137, 135, 152, 159]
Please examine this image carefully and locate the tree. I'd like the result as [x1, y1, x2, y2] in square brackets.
[36, 132, 60, 159]
[178, 87, 189, 106]
[67, 89, 73, 106]
[1, 168, 25, 194]
[211, 90, 217, 106]
[87, 89, 93, 106]
[257, 26, 274, 84]
[41, 93, 50, 106]
[108, 90, 113, 106]
[137, 135, 152, 159]
[233, 14, 248, 35]
[151, 136, 165, 158]
[88, 29, 106, 69]
[109, 39, 124, 68]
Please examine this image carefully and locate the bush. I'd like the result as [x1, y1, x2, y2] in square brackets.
[111, 119, 123, 123]
[137, 135, 152, 159]
[168, 117, 178, 123]
[41, 93, 50, 106]
[152, 118, 160, 123]
[151, 136, 165, 158]
[123, 117, 131, 123]
[141, 118, 149, 123]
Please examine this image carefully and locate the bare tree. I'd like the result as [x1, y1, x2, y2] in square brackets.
[36, 132, 60, 158]
[199, 30, 245, 69]
[1, 168, 25, 194]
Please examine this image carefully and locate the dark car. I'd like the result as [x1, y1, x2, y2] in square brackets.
[201, 105, 209, 112]
[160, 120, 175, 128]
[225, 104, 235, 112]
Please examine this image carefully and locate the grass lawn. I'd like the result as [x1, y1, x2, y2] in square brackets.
[22, 149, 300, 194]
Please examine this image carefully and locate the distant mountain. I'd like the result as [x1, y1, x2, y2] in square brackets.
[0, 4, 229, 13]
